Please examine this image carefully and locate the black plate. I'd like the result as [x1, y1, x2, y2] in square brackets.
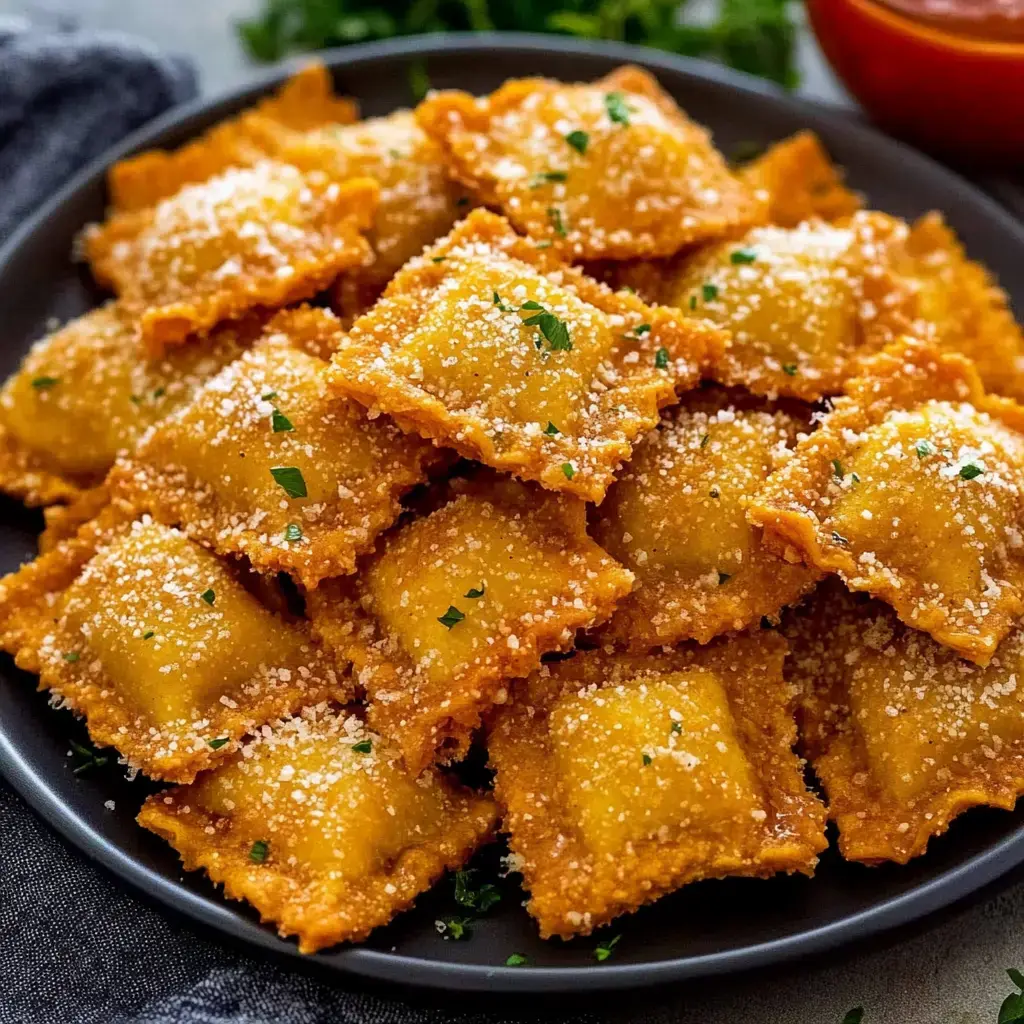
[2, 34, 1024, 994]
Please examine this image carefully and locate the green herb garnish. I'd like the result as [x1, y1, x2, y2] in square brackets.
[63, 652, 80, 663]
[529, 170, 568, 188]
[544, 421, 560, 435]
[702, 283, 719, 302]
[781, 363, 798, 376]
[506, 953, 528, 966]
[69, 739, 108, 776]
[1000, 969, 1024, 1024]
[142, 631, 155, 641]
[565, 130, 589, 154]
[200, 588, 215, 605]
[718, 572, 731, 584]
[959, 462, 983, 480]
[594, 934, 621, 962]
[547, 206, 567, 237]
[831, 530, 849, 545]
[249, 839, 269, 863]
[840, 1010, 864, 1024]
[284, 522, 303, 542]
[31, 376, 59, 390]
[465, 584, 485, 599]
[271, 408, 294, 433]
[670, 720, 682, 735]
[521, 301, 572, 351]
[436, 916, 472, 940]
[730, 247, 758, 265]
[604, 91, 631, 126]
[408, 59, 430, 101]
[261, 391, 278, 400]
[562, 463, 575, 480]
[270, 466, 307, 498]
[352, 739, 372, 754]
[208, 737, 230, 750]
[699, 433, 710, 449]
[438, 605, 465, 629]
[654, 348, 670, 369]
[832, 459, 844, 479]
[915, 439, 934, 459]
[454, 868, 501, 913]
[641, 752, 653, 766]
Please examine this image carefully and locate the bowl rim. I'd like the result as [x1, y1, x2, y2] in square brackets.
[3, 32, 1024, 993]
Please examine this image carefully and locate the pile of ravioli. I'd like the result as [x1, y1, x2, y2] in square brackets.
[2, 61, 1024, 954]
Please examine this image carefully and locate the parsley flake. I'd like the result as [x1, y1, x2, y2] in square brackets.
[832, 459, 844, 479]
[438, 605, 465, 629]
[152, 386, 166, 400]
[506, 953, 528, 966]
[436, 916, 472, 940]
[730, 247, 758, 264]
[351, 739, 372, 754]
[915, 439, 934, 459]
[249, 839, 269, 863]
[782, 363, 798, 376]
[594, 934, 622, 962]
[702, 283, 719, 302]
[31, 375, 59, 390]
[70, 739, 108, 776]
[63, 651, 80, 663]
[535, 240, 553, 249]
[284, 522, 303, 542]
[840, 1010, 864, 1024]
[565, 129, 589, 154]
[604, 91, 631, 126]
[529, 170, 568, 188]
[431, 255, 446, 263]
[670, 720, 682, 735]
[465, 584, 485, 599]
[200, 588, 215, 605]
[1000, 969, 1024, 1024]
[561, 462, 575, 480]
[271, 408, 294, 432]
[699, 433, 710, 449]
[831, 530, 849, 545]
[521, 303, 572, 351]
[654, 347, 670, 369]
[688, 295, 698, 310]
[641, 753, 652, 766]
[142, 631, 155, 641]
[547, 206, 567, 237]
[261, 391, 278, 400]
[959, 462, 983, 480]
[718, 572, 731, 584]
[454, 868, 501, 913]
[544, 421, 560, 435]
[270, 466, 307, 498]
[408, 59, 430, 102]
[208, 737, 230, 750]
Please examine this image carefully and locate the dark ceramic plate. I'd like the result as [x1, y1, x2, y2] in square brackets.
[2, 34, 1024, 994]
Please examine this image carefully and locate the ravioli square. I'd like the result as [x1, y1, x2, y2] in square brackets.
[280, 111, 466, 320]
[592, 387, 820, 648]
[307, 474, 633, 772]
[108, 62, 359, 212]
[738, 131, 862, 228]
[663, 212, 909, 400]
[327, 209, 725, 502]
[488, 632, 827, 938]
[110, 308, 438, 589]
[0, 303, 258, 506]
[84, 163, 378, 354]
[0, 517, 350, 782]
[751, 337, 1024, 665]
[138, 706, 497, 952]
[416, 66, 761, 260]
[786, 580, 1024, 863]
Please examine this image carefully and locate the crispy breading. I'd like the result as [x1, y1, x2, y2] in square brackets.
[326, 209, 726, 502]
[416, 66, 761, 260]
[750, 337, 1024, 665]
[786, 579, 1024, 864]
[887, 212, 1024, 402]
[307, 474, 633, 772]
[108, 62, 359, 212]
[279, 111, 467, 321]
[39, 486, 112, 553]
[109, 308, 439, 589]
[0, 304, 257, 505]
[591, 387, 821, 648]
[488, 633, 827, 939]
[664, 213, 910, 401]
[739, 131, 862, 228]
[0, 516, 350, 782]
[83, 164, 378, 354]
[138, 705, 497, 952]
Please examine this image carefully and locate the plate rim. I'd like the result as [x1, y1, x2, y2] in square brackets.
[3, 32, 1024, 993]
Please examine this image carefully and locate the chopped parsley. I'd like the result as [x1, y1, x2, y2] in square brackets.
[604, 91, 631, 126]
[1000, 969, 1024, 1024]
[565, 129, 589, 154]
[437, 605, 465, 629]
[544, 421, 560, 435]
[283, 522, 303, 542]
[31, 375, 59, 390]
[832, 459, 844, 479]
[505, 953, 528, 966]
[62, 651, 80, 663]
[781, 363, 798, 376]
[249, 839, 269, 863]
[709, 486, 720, 499]
[454, 868, 501, 913]
[529, 170, 568, 188]
[408, 59, 430, 102]
[831, 530, 849, 545]
[535, 240, 553, 249]
[702, 282, 719, 302]
[436, 916, 472, 940]
[200, 588, 215, 605]
[521, 301, 572, 351]
[261, 391, 278, 400]
[431, 255, 446, 263]
[465, 584, 485, 599]
[70, 739, 108, 776]
[547, 206, 567, 237]
[594, 934, 621, 962]
[699, 433, 710, 449]
[270, 466, 307, 498]
[688, 295, 698, 310]
[641, 753, 652, 766]
[271, 408, 294, 432]
[493, 291, 516, 313]
[207, 737, 230, 749]
[654, 347, 670, 369]
[718, 572, 731, 584]
[959, 462, 983, 480]
[351, 739, 372, 754]
[730, 247, 758, 264]
[561, 462, 575, 480]
[152, 386, 166, 400]
[840, 1010, 864, 1024]
[915, 439, 934, 459]
[670, 720, 682, 735]
[142, 631, 155, 640]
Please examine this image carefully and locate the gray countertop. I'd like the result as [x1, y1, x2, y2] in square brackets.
[0, 1, 1018, 1021]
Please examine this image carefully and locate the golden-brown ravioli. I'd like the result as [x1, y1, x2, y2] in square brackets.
[0, 303, 256, 505]
[738, 131, 862, 228]
[108, 62, 359, 212]
[0, 515, 349, 781]
[110, 308, 439, 589]
[138, 705, 497, 952]
[591, 388, 820, 647]
[327, 209, 725, 502]
[750, 337, 1024, 665]
[307, 474, 633, 772]
[416, 66, 761, 260]
[488, 632, 827, 939]
[664, 213, 909, 400]
[84, 163, 378, 354]
[786, 579, 1024, 864]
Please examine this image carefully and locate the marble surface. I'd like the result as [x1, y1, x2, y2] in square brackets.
[0, 0, 1020, 1021]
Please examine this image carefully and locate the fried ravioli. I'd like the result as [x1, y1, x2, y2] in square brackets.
[138, 705, 497, 951]
[488, 633, 827, 938]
